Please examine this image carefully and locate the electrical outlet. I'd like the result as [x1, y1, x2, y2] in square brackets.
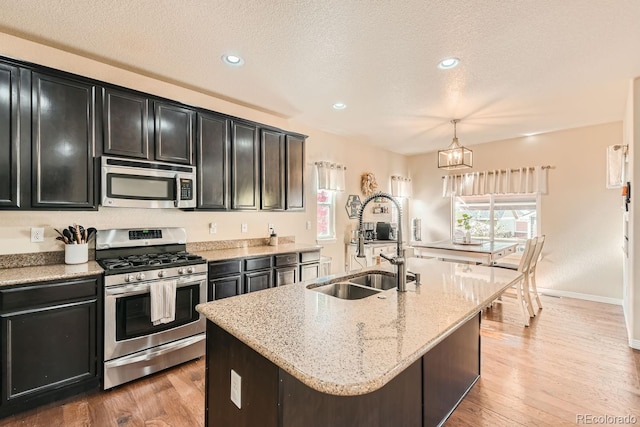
[209, 223, 217, 234]
[306, 221, 312, 230]
[241, 223, 248, 233]
[230, 369, 242, 409]
[268, 223, 274, 234]
[31, 227, 45, 243]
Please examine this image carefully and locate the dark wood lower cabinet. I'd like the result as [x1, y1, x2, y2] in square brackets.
[205, 314, 480, 427]
[0, 276, 102, 418]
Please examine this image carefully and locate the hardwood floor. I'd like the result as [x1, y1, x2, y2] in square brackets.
[1, 295, 638, 426]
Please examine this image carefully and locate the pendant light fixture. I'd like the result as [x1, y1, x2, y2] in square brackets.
[438, 119, 473, 170]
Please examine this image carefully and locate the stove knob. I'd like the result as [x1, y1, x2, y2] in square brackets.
[125, 274, 135, 283]
[187, 267, 194, 274]
[178, 268, 185, 275]
[157, 271, 165, 278]
[136, 273, 146, 281]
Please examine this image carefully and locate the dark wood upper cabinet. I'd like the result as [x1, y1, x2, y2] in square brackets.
[154, 101, 194, 165]
[260, 129, 285, 211]
[231, 121, 259, 210]
[0, 62, 20, 208]
[102, 87, 150, 159]
[31, 72, 97, 209]
[285, 134, 305, 210]
[197, 112, 230, 210]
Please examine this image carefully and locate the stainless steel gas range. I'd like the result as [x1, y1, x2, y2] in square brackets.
[96, 227, 207, 390]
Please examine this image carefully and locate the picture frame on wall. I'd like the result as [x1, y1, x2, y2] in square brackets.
[345, 195, 362, 219]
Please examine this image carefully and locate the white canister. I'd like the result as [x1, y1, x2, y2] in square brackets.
[269, 234, 278, 246]
[65, 243, 89, 265]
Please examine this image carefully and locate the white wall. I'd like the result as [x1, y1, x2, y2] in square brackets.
[409, 122, 624, 302]
[0, 32, 407, 275]
[626, 78, 640, 348]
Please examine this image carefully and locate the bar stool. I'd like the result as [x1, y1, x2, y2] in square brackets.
[494, 237, 538, 326]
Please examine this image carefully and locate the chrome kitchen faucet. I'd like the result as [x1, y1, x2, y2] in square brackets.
[356, 192, 408, 292]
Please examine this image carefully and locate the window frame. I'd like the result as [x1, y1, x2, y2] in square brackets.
[451, 193, 541, 243]
[316, 189, 337, 243]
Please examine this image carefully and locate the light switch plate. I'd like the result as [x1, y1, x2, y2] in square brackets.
[230, 369, 241, 409]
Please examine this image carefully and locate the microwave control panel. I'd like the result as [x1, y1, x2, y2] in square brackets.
[180, 178, 194, 200]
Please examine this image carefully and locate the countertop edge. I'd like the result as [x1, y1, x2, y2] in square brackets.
[197, 265, 521, 396]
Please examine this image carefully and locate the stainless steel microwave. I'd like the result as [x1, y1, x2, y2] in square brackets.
[101, 156, 197, 209]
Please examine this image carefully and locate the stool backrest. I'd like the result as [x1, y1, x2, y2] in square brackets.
[518, 237, 538, 274]
[529, 235, 546, 270]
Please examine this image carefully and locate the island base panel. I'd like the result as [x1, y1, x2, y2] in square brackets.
[206, 323, 279, 427]
[206, 313, 480, 427]
[280, 361, 422, 427]
[423, 313, 480, 426]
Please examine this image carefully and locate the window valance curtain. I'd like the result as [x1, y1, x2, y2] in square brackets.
[442, 165, 551, 197]
[315, 161, 346, 191]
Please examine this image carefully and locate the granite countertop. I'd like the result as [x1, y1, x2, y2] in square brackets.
[195, 243, 322, 262]
[196, 258, 521, 396]
[0, 261, 104, 287]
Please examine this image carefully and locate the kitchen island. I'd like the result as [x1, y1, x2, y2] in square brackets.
[196, 258, 521, 427]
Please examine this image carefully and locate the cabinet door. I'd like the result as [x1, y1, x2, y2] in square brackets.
[231, 121, 259, 210]
[103, 87, 150, 159]
[31, 73, 96, 209]
[197, 112, 230, 209]
[245, 270, 272, 293]
[260, 129, 285, 210]
[275, 266, 297, 286]
[209, 275, 242, 301]
[300, 263, 320, 282]
[1, 299, 97, 402]
[285, 134, 305, 210]
[154, 101, 194, 164]
[0, 62, 19, 208]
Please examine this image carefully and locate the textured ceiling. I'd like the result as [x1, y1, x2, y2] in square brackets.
[1, 0, 640, 155]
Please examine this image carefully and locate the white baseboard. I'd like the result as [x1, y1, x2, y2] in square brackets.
[538, 288, 622, 306]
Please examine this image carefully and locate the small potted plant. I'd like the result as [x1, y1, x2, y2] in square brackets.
[456, 213, 472, 244]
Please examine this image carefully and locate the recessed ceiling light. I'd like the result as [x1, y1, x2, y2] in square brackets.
[222, 54, 244, 66]
[438, 57, 460, 69]
[332, 102, 347, 110]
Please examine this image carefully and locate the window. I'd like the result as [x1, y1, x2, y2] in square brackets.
[317, 190, 336, 241]
[453, 194, 540, 244]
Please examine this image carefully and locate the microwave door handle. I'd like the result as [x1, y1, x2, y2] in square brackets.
[174, 176, 181, 207]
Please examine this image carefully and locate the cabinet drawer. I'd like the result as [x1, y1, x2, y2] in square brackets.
[299, 250, 321, 264]
[244, 256, 272, 272]
[275, 253, 298, 267]
[0, 277, 99, 312]
[208, 260, 242, 278]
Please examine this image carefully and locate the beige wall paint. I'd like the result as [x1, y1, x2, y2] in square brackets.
[409, 122, 624, 301]
[0, 32, 407, 276]
[628, 78, 640, 347]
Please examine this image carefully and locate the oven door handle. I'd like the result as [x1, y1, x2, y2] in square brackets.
[105, 278, 206, 296]
[105, 334, 205, 368]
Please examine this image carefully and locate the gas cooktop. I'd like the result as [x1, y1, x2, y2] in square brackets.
[98, 251, 205, 275]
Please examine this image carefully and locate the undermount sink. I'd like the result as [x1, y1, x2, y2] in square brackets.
[311, 282, 381, 300]
[349, 273, 397, 291]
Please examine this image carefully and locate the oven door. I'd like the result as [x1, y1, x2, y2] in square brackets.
[104, 273, 206, 361]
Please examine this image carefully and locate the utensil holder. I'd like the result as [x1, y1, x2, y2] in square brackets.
[65, 243, 88, 265]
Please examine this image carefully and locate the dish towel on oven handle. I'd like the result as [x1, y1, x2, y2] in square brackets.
[150, 280, 178, 325]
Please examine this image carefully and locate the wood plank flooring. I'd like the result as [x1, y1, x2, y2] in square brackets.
[1, 295, 638, 426]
